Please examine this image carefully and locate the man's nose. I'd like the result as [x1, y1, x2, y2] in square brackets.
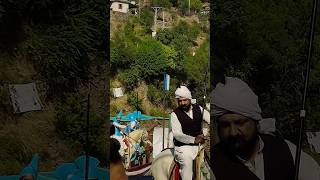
[230, 124, 240, 136]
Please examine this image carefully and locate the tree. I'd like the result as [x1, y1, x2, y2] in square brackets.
[178, 0, 202, 15]
[133, 37, 167, 79]
[212, 0, 320, 145]
[152, 0, 172, 8]
[184, 39, 209, 100]
[139, 8, 154, 29]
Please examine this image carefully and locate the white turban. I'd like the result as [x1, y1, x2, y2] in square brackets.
[175, 86, 192, 99]
[211, 77, 276, 134]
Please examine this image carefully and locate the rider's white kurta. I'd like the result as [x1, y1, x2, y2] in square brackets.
[170, 105, 210, 180]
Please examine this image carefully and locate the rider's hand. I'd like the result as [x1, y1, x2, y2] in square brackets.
[194, 134, 205, 144]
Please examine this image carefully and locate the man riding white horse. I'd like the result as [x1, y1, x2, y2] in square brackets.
[171, 86, 210, 180]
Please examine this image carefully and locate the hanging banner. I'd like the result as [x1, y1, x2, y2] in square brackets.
[163, 73, 170, 91]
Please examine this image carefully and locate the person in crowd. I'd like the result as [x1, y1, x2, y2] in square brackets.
[210, 76, 320, 180]
[171, 85, 210, 180]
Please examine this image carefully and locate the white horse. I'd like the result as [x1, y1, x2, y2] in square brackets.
[149, 147, 212, 180]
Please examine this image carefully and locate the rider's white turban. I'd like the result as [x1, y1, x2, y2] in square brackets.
[211, 77, 276, 134]
[175, 86, 192, 99]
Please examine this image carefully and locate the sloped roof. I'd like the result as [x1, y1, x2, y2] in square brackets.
[111, 0, 138, 8]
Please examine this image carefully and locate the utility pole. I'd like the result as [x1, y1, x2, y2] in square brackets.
[294, 0, 318, 179]
[85, 84, 90, 180]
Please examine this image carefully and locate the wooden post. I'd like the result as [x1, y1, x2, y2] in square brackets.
[162, 117, 165, 150]
[167, 119, 170, 148]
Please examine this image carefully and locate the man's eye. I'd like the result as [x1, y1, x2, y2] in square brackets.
[219, 122, 229, 128]
[235, 119, 247, 126]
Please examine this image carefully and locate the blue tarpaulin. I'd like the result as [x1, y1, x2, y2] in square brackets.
[0, 155, 109, 180]
[0, 169, 109, 180]
[110, 111, 169, 122]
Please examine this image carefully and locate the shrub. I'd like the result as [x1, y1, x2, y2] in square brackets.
[152, 0, 172, 8]
[0, 85, 12, 122]
[19, 0, 106, 98]
[55, 93, 106, 159]
[147, 84, 163, 105]
[150, 107, 167, 117]
[119, 67, 141, 89]
[178, 0, 202, 14]
[0, 134, 31, 174]
[157, 29, 175, 45]
[139, 8, 154, 28]
[127, 92, 142, 110]
[133, 38, 167, 78]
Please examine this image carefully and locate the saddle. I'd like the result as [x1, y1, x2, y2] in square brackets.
[168, 149, 205, 180]
[169, 161, 181, 180]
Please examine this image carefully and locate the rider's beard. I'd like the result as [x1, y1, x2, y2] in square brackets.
[179, 104, 191, 111]
[220, 127, 258, 160]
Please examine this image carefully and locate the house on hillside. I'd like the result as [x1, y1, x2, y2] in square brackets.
[110, 0, 137, 14]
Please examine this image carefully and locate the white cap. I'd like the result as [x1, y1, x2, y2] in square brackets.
[175, 86, 192, 99]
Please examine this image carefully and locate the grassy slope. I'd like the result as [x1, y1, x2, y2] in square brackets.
[0, 56, 74, 174]
[0, 54, 108, 174]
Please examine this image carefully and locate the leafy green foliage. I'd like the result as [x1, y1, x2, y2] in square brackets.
[157, 20, 201, 53]
[127, 92, 143, 110]
[3, 0, 107, 98]
[0, 85, 12, 122]
[147, 84, 163, 105]
[55, 93, 106, 160]
[184, 39, 209, 101]
[150, 107, 167, 117]
[134, 38, 167, 77]
[0, 0, 108, 172]
[119, 67, 141, 89]
[178, 0, 202, 15]
[139, 8, 154, 29]
[152, 0, 173, 8]
[111, 8, 209, 108]
[116, 36, 171, 88]
[110, 38, 136, 72]
[156, 21, 204, 81]
[0, 132, 37, 174]
[213, 0, 320, 145]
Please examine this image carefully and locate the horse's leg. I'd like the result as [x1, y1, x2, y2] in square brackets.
[151, 150, 174, 180]
[151, 157, 172, 180]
